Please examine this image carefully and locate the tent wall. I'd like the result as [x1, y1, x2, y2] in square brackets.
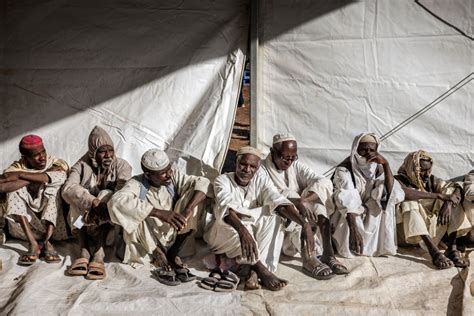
[257, 0, 473, 178]
[0, 0, 248, 178]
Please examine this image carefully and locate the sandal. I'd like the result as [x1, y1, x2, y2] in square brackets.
[199, 268, 222, 290]
[215, 270, 239, 292]
[321, 256, 349, 275]
[432, 252, 454, 270]
[174, 265, 197, 283]
[18, 252, 38, 266]
[40, 249, 61, 264]
[151, 267, 181, 286]
[445, 249, 469, 268]
[303, 257, 335, 280]
[68, 258, 89, 276]
[85, 262, 106, 280]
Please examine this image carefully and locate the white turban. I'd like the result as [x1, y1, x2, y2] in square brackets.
[141, 149, 170, 171]
[273, 133, 296, 145]
[237, 146, 263, 159]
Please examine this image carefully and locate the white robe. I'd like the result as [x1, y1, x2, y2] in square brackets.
[260, 155, 334, 256]
[204, 171, 291, 272]
[331, 133, 405, 258]
[108, 169, 211, 265]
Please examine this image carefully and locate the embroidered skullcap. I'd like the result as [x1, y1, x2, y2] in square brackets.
[141, 148, 170, 171]
[236, 146, 263, 159]
[272, 133, 297, 145]
[19, 135, 44, 154]
[359, 134, 377, 144]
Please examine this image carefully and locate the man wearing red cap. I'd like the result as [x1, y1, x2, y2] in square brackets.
[0, 134, 69, 265]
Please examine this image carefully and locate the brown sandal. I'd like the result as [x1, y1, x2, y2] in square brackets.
[85, 262, 106, 280]
[68, 258, 89, 276]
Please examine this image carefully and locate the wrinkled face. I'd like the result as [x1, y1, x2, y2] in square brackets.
[143, 163, 173, 187]
[271, 141, 298, 171]
[356, 142, 378, 157]
[23, 145, 47, 170]
[419, 159, 432, 182]
[235, 154, 260, 186]
[95, 145, 115, 169]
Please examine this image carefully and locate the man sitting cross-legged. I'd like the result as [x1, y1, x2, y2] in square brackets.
[108, 149, 212, 286]
[395, 150, 471, 269]
[0, 135, 69, 265]
[260, 133, 348, 279]
[62, 126, 132, 279]
[331, 132, 405, 257]
[204, 146, 315, 291]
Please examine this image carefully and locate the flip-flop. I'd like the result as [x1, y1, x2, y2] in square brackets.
[18, 252, 38, 266]
[198, 268, 222, 291]
[40, 249, 61, 263]
[174, 266, 197, 283]
[432, 252, 453, 270]
[321, 256, 349, 275]
[445, 249, 469, 268]
[68, 258, 89, 276]
[151, 267, 181, 286]
[215, 271, 240, 292]
[85, 262, 106, 280]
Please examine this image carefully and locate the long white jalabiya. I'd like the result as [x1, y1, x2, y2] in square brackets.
[260, 155, 334, 256]
[331, 132, 405, 258]
[204, 171, 292, 272]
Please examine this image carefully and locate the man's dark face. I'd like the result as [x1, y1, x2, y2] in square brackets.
[23, 145, 47, 170]
[144, 164, 172, 187]
[235, 154, 260, 186]
[356, 142, 378, 157]
[96, 145, 114, 169]
[271, 141, 298, 171]
[419, 159, 432, 182]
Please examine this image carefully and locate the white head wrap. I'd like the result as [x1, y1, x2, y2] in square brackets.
[273, 133, 297, 145]
[141, 149, 170, 171]
[237, 146, 264, 159]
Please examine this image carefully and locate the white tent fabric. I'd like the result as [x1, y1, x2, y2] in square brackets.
[0, 0, 248, 177]
[257, 0, 473, 178]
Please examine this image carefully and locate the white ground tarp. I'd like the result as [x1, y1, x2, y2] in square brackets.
[0, 0, 248, 177]
[0, 241, 472, 315]
[258, 0, 473, 178]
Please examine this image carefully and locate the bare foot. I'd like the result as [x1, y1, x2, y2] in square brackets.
[254, 262, 287, 291]
[431, 252, 453, 269]
[151, 246, 170, 269]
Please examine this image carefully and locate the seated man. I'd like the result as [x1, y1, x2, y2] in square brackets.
[204, 146, 314, 291]
[395, 151, 471, 269]
[463, 170, 474, 242]
[331, 133, 404, 257]
[108, 148, 212, 285]
[261, 134, 348, 279]
[62, 126, 132, 279]
[0, 135, 69, 265]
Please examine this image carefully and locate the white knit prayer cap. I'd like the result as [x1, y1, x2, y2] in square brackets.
[273, 133, 297, 145]
[236, 146, 264, 159]
[141, 148, 170, 171]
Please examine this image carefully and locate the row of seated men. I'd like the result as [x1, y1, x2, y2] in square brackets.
[0, 126, 472, 291]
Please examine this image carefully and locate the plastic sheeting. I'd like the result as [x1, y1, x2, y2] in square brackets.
[0, 0, 248, 177]
[258, 0, 473, 178]
[0, 241, 471, 315]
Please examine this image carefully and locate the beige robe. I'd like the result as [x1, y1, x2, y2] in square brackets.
[463, 171, 474, 240]
[260, 155, 334, 256]
[3, 156, 69, 240]
[62, 157, 132, 230]
[108, 169, 211, 266]
[204, 171, 292, 272]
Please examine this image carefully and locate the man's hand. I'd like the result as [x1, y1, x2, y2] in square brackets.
[438, 201, 452, 225]
[347, 213, 363, 255]
[300, 222, 315, 255]
[293, 199, 317, 225]
[238, 226, 258, 262]
[366, 152, 388, 166]
[153, 209, 187, 231]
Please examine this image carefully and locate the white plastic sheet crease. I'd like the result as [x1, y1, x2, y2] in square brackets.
[257, 0, 473, 179]
[0, 0, 248, 178]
